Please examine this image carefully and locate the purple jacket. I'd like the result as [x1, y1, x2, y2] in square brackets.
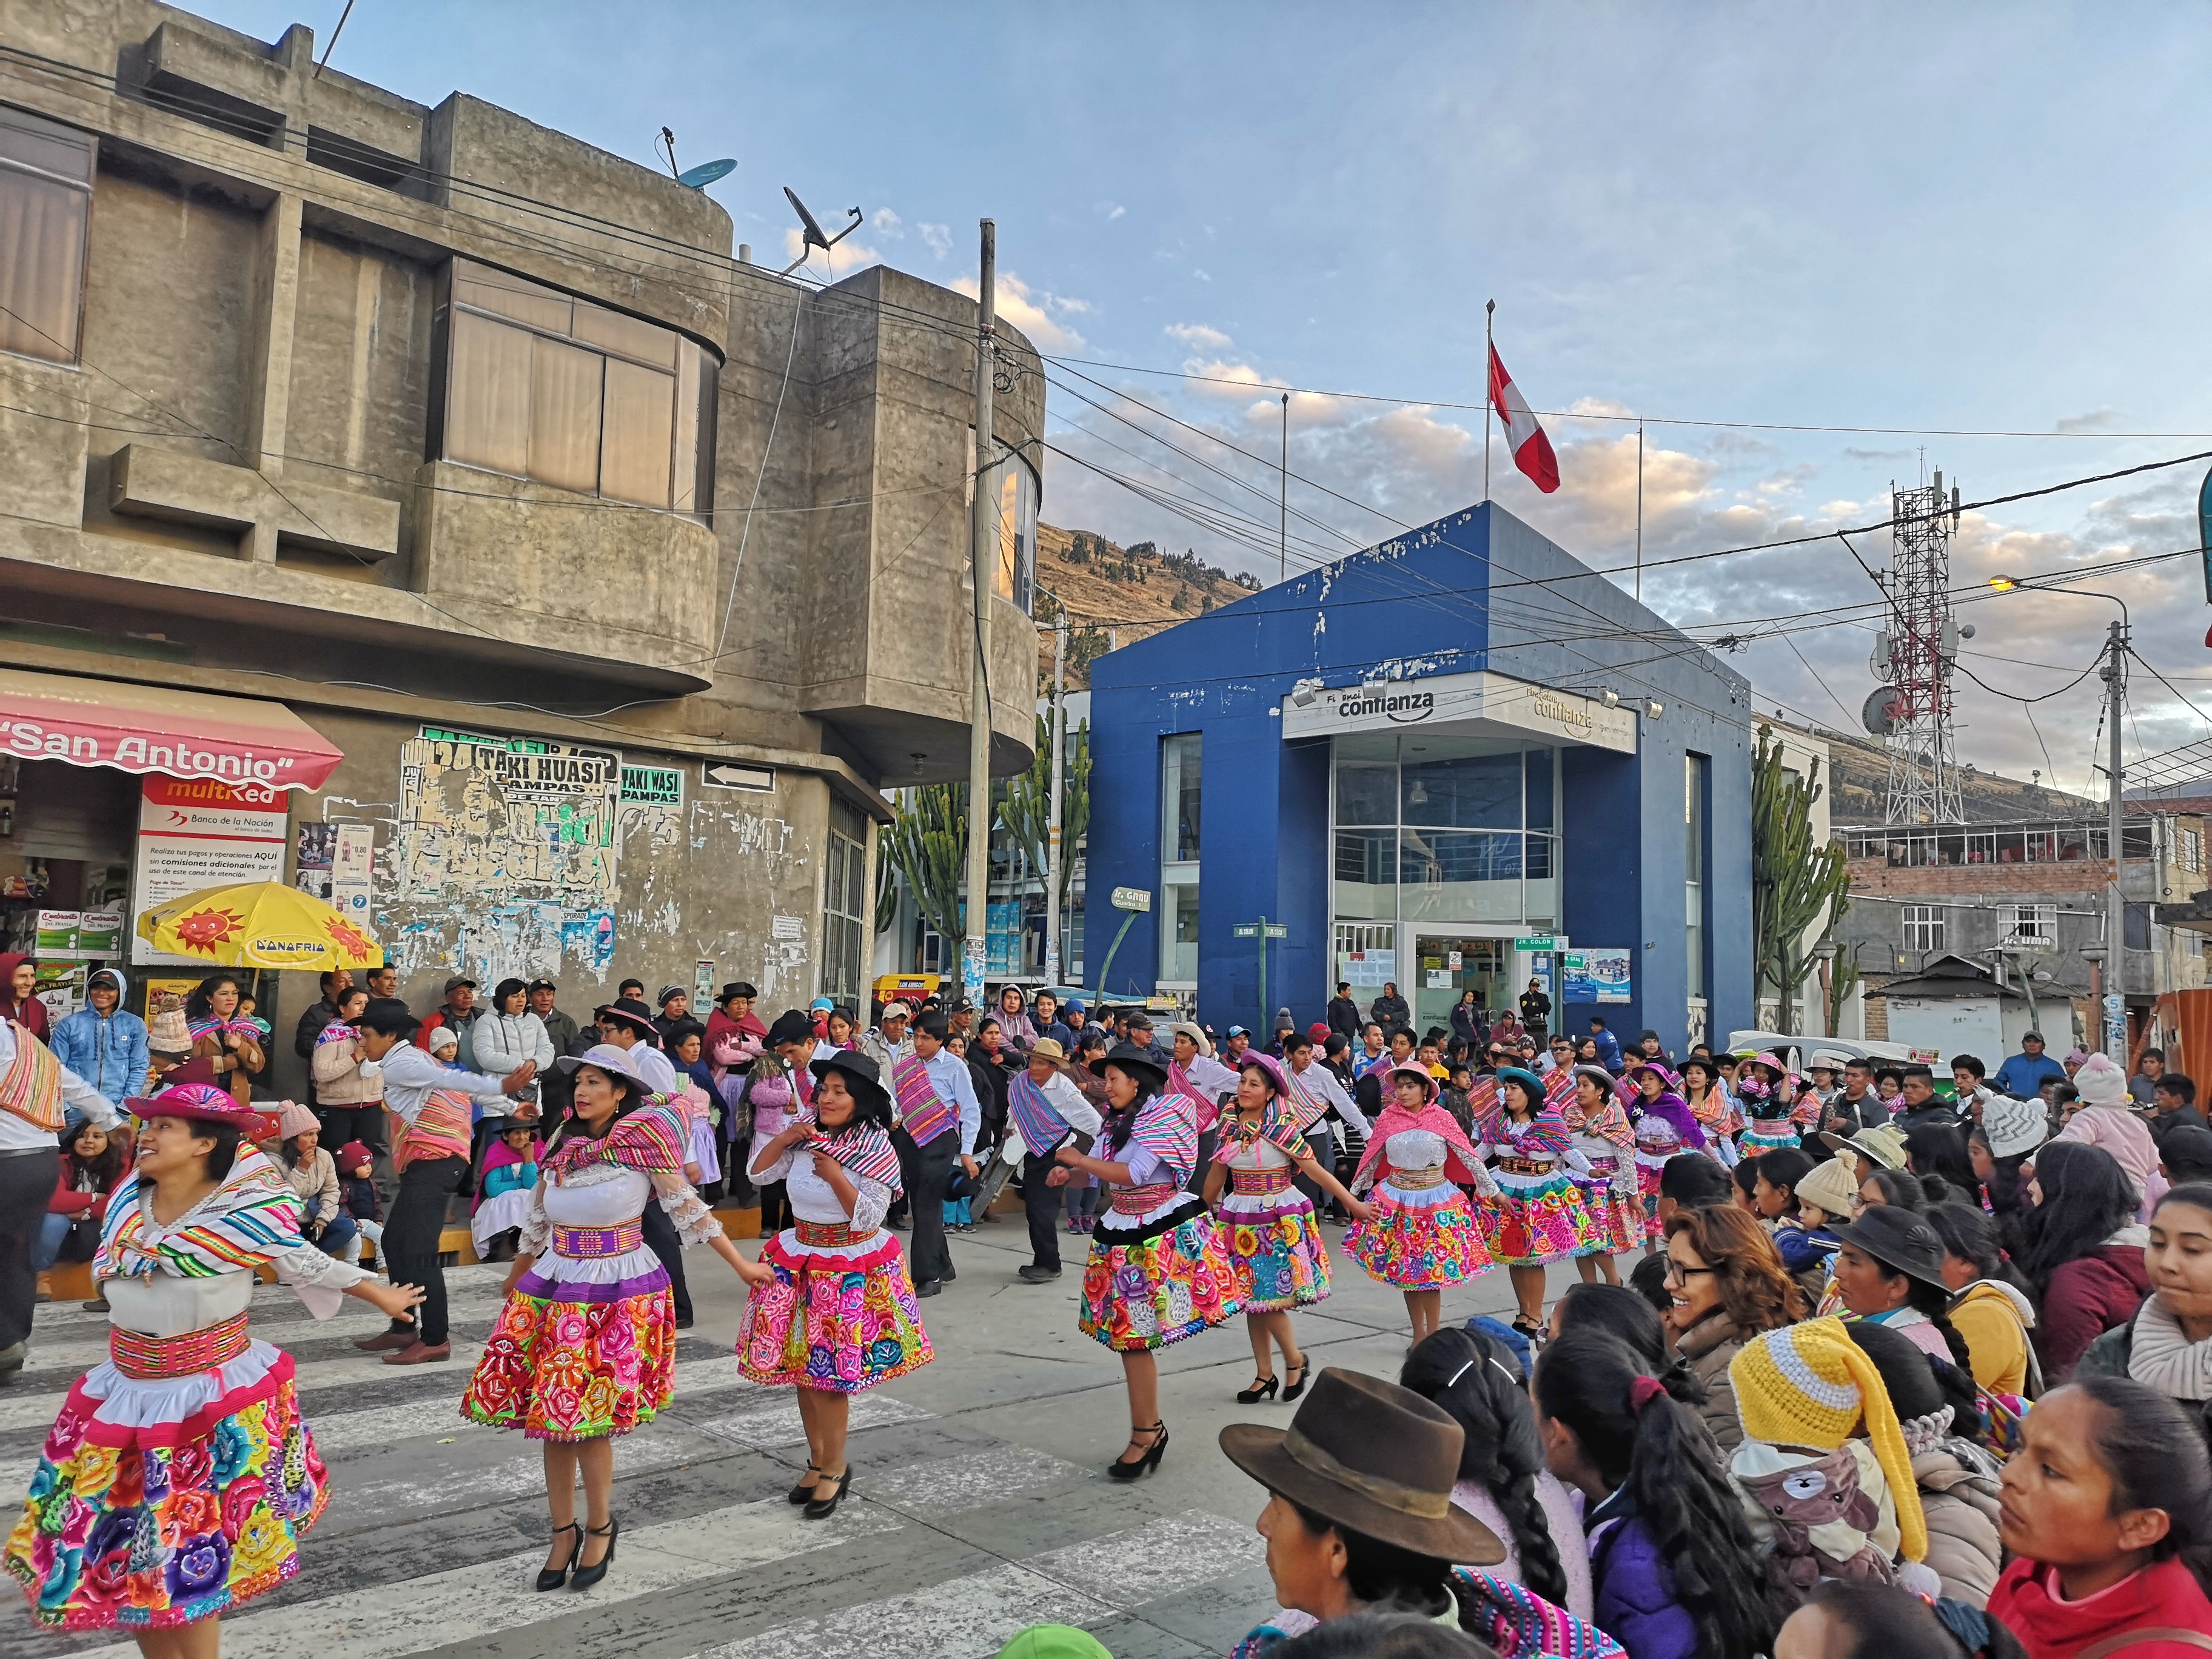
[1587, 1489, 1697, 1659]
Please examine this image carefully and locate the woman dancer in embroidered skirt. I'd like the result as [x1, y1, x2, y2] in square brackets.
[5, 1084, 424, 1647]
[1202, 1054, 1374, 1404]
[1475, 1067, 1599, 1338]
[738, 1048, 933, 1518]
[1735, 1051, 1803, 1156]
[463, 1045, 762, 1589]
[1627, 1061, 1708, 1248]
[1344, 1063, 1497, 1342]
[1051, 1041, 1240, 1480]
[1563, 1063, 1638, 1287]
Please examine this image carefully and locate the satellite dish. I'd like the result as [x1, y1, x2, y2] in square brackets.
[677, 158, 736, 190]
[1862, 685, 1906, 737]
[780, 186, 864, 276]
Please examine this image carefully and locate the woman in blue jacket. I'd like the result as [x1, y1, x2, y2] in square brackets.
[50, 967, 149, 1111]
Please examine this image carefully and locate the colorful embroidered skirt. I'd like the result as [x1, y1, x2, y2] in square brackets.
[1346, 1179, 1492, 1289]
[6, 1339, 326, 1631]
[739, 1228, 933, 1393]
[463, 1248, 679, 1439]
[1218, 1189, 1330, 1312]
[1479, 1168, 1600, 1266]
[1571, 1155, 1638, 1255]
[1079, 1199, 1242, 1352]
[1634, 1149, 1675, 1244]
[1740, 1121, 1799, 1156]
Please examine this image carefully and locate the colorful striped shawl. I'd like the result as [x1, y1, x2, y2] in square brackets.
[96, 1148, 306, 1281]
[188, 1017, 263, 1043]
[1351, 1102, 1486, 1189]
[541, 1103, 689, 1180]
[1480, 1110, 1575, 1160]
[1542, 1066, 1578, 1113]
[1165, 1059, 1222, 1132]
[315, 1021, 359, 1048]
[890, 1051, 959, 1145]
[0, 1022, 65, 1133]
[1006, 1068, 1075, 1158]
[392, 1087, 473, 1171]
[1108, 1089, 1199, 1185]
[1279, 1061, 1333, 1131]
[808, 1121, 903, 1193]
[1221, 1098, 1310, 1158]
[1562, 1090, 1636, 1151]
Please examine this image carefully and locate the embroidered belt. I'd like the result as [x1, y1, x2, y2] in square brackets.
[1110, 1182, 1184, 1216]
[1496, 1158, 1552, 1176]
[793, 1219, 877, 1248]
[110, 1312, 250, 1380]
[1746, 1120, 1797, 1135]
[1230, 1167, 1299, 1196]
[1389, 1167, 1449, 1191]
[551, 1220, 643, 1259]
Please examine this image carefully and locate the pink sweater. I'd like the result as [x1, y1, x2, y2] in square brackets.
[1450, 1474, 1594, 1625]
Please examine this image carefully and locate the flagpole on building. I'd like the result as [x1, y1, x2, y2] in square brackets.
[1635, 419, 1644, 605]
[1483, 299, 1495, 504]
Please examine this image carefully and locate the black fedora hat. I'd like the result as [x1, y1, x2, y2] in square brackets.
[1090, 1039, 1168, 1091]
[1220, 1368, 1504, 1565]
[809, 1048, 891, 1115]
[594, 997, 661, 1042]
[1829, 1203, 1949, 1290]
[765, 1008, 816, 1048]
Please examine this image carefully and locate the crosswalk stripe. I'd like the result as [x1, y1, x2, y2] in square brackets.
[65, 1494, 905, 1659]
[328, 1426, 719, 1521]
[0, 1343, 492, 1434]
[859, 1444, 1088, 1511]
[679, 1389, 930, 1449]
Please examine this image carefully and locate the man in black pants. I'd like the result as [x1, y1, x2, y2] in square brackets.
[1006, 1039, 1103, 1284]
[889, 1011, 982, 1296]
[350, 1005, 533, 1364]
[0, 1018, 121, 1383]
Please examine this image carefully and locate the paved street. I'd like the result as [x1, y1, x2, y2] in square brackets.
[1, 1216, 1580, 1659]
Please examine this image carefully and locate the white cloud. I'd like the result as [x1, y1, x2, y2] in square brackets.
[1165, 322, 1233, 350]
[2055, 406, 2120, 434]
[950, 270, 1087, 352]
[873, 208, 903, 237]
[917, 222, 952, 260]
[1098, 202, 1126, 221]
[779, 226, 880, 280]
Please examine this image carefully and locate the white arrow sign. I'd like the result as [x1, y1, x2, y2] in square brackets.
[702, 763, 774, 792]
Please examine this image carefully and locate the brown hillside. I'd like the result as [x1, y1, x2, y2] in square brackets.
[1033, 524, 1259, 692]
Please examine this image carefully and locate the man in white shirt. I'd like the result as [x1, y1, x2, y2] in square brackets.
[1284, 1030, 1371, 1221]
[896, 1011, 982, 1296]
[1011, 1037, 1104, 1284]
[0, 1018, 117, 1379]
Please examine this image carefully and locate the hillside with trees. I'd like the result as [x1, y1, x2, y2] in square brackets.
[1033, 525, 1259, 691]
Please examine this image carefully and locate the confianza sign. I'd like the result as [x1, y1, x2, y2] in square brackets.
[1279, 670, 1635, 752]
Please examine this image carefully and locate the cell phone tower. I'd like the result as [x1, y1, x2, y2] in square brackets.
[1872, 469, 1966, 826]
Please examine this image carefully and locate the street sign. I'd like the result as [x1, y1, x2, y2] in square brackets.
[1110, 886, 1152, 913]
[1232, 924, 1258, 938]
[702, 762, 774, 792]
[1514, 935, 1567, 952]
[1263, 924, 1287, 937]
[2103, 993, 2124, 1013]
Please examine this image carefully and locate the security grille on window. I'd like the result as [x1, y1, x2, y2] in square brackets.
[434, 259, 718, 515]
[0, 108, 95, 365]
[1902, 905, 1945, 954]
[822, 799, 869, 1008]
[2000, 903, 2056, 947]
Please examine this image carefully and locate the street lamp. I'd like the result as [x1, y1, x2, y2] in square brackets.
[1811, 939, 1839, 1039]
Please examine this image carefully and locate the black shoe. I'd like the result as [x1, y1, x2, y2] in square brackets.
[915, 1279, 942, 1298]
[1282, 1357, 1311, 1402]
[940, 1265, 956, 1282]
[1107, 1422, 1168, 1482]
[802, 1466, 853, 1520]
[535, 1523, 581, 1591]
[675, 1314, 695, 1330]
[569, 1517, 617, 1590]
[1236, 1374, 1279, 1404]
[786, 1465, 822, 1505]
[1017, 1264, 1062, 1283]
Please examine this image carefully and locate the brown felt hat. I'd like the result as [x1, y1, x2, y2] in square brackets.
[1219, 1368, 1504, 1565]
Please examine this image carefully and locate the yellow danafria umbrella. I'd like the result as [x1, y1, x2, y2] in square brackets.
[136, 880, 384, 969]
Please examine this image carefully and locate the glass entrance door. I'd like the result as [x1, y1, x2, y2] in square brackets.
[1413, 935, 1510, 1037]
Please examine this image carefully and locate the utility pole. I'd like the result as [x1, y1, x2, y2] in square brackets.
[964, 218, 997, 1004]
[1278, 393, 1289, 586]
[2102, 618, 2129, 1062]
[1044, 607, 1067, 986]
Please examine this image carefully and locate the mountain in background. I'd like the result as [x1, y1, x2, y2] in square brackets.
[1769, 717, 2099, 825]
[1033, 525, 1261, 691]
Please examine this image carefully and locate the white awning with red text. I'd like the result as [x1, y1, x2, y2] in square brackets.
[0, 668, 344, 792]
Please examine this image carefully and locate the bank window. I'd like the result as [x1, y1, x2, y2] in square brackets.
[435, 258, 719, 515]
[2001, 903, 2055, 947]
[822, 799, 868, 1007]
[0, 108, 95, 366]
[1686, 754, 1708, 998]
[1903, 904, 1945, 953]
[1161, 734, 1201, 984]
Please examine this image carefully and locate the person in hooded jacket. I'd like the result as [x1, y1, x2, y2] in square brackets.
[2018, 1141, 2151, 1379]
[1926, 1201, 2040, 1396]
[49, 967, 147, 1111]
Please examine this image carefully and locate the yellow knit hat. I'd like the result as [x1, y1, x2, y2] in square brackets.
[1728, 1316, 1928, 1563]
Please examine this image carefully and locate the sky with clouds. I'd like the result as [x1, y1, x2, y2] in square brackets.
[201, 0, 2212, 793]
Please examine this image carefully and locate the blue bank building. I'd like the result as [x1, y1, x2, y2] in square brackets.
[1084, 501, 1755, 1052]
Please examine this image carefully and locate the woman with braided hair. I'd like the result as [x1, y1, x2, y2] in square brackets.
[1401, 1325, 1591, 1621]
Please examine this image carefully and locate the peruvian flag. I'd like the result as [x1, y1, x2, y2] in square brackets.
[1488, 343, 1560, 494]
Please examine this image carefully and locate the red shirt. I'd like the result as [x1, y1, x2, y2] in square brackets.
[1988, 1557, 2212, 1659]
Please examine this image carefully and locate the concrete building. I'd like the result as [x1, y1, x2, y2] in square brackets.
[0, 2, 1039, 1091]
[1081, 503, 1757, 1050]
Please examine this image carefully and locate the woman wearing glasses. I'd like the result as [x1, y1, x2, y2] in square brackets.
[1661, 1203, 1805, 1456]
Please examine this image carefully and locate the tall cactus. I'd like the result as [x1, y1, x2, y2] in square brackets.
[1751, 725, 1852, 1031]
[883, 783, 970, 974]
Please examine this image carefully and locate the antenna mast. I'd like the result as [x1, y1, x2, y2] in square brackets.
[1877, 470, 1965, 826]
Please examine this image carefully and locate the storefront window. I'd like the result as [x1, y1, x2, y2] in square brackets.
[994, 460, 1039, 616]
[1160, 734, 1201, 984]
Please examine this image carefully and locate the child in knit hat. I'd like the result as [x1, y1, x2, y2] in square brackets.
[1728, 1318, 1938, 1607]
[2053, 1053, 2165, 1220]
[337, 1139, 383, 1266]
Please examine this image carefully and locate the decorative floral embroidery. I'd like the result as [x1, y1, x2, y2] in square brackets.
[1346, 1187, 1493, 1288]
[1478, 1171, 1600, 1265]
[739, 1233, 933, 1393]
[1221, 1207, 1331, 1311]
[1079, 1212, 1243, 1350]
[463, 1284, 678, 1440]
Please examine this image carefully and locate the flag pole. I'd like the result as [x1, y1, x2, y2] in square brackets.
[1483, 299, 1495, 504]
[1635, 419, 1644, 604]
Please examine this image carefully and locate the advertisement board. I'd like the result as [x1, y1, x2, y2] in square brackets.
[1563, 948, 1633, 1005]
[131, 776, 289, 965]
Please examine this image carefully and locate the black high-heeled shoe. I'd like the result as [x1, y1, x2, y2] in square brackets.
[1236, 1374, 1279, 1404]
[802, 1466, 853, 1520]
[1107, 1422, 1168, 1482]
[786, 1464, 822, 1505]
[1282, 1357, 1311, 1402]
[568, 1517, 618, 1590]
[535, 1522, 581, 1592]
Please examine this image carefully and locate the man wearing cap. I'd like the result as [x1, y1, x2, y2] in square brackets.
[860, 1000, 913, 1074]
[1221, 1025, 1253, 1068]
[52, 967, 149, 1113]
[653, 985, 694, 1046]
[352, 1002, 535, 1363]
[0, 1014, 118, 1382]
[945, 997, 976, 1045]
[417, 975, 483, 1070]
[1125, 1012, 1171, 1070]
[890, 1010, 983, 1295]
[1991, 1031, 2066, 1099]
[1007, 1038, 1103, 1283]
